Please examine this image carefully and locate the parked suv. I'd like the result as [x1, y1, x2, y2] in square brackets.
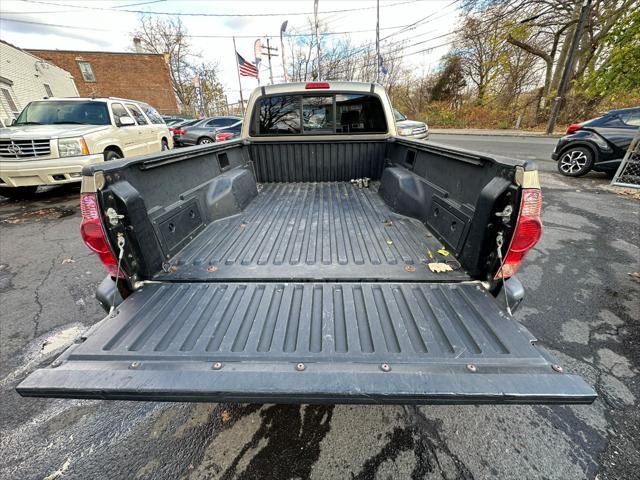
[0, 97, 173, 198]
[394, 109, 428, 139]
[552, 107, 640, 177]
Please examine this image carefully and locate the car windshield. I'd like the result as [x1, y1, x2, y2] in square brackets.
[15, 101, 110, 126]
[394, 110, 407, 122]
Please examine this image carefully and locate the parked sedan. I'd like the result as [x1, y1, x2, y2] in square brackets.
[162, 116, 189, 126]
[215, 121, 242, 142]
[170, 118, 205, 146]
[181, 116, 243, 146]
[394, 109, 428, 139]
[552, 107, 640, 177]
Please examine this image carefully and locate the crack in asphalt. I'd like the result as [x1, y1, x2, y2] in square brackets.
[31, 232, 66, 338]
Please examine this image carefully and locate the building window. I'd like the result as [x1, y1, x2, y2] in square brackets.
[43, 84, 53, 97]
[1, 87, 19, 116]
[77, 61, 96, 82]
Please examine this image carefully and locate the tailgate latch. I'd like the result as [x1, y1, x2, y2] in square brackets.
[105, 208, 125, 226]
[495, 205, 513, 224]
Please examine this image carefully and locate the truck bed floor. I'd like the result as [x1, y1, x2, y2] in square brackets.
[157, 182, 469, 282]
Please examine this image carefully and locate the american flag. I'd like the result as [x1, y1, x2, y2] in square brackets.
[237, 52, 258, 78]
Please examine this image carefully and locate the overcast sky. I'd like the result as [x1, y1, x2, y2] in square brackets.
[0, 0, 460, 104]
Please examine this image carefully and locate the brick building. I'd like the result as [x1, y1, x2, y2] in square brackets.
[27, 48, 179, 115]
[0, 40, 78, 127]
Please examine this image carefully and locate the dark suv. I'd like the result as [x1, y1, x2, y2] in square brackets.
[552, 107, 640, 177]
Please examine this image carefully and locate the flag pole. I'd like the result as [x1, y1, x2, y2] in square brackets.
[233, 36, 245, 117]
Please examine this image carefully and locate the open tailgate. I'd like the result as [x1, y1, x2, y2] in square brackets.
[17, 282, 595, 404]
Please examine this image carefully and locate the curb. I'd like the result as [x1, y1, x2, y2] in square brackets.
[430, 129, 562, 138]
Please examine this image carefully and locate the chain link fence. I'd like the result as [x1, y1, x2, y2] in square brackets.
[611, 129, 640, 189]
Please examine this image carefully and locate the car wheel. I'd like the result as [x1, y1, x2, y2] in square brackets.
[0, 186, 38, 199]
[197, 137, 214, 145]
[161, 139, 170, 151]
[557, 147, 594, 177]
[104, 150, 122, 161]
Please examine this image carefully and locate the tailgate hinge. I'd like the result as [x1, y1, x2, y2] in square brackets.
[105, 207, 125, 226]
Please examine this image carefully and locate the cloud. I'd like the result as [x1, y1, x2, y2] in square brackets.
[223, 16, 256, 30]
[0, 17, 113, 48]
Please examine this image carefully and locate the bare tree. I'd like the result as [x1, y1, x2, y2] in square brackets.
[130, 15, 197, 112]
[283, 18, 405, 86]
[456, 10, 507, 104]
[195, 62, 227, 116]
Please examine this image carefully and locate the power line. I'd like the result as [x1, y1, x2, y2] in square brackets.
[380, 0, 460, 41]
[19, 0, 425, 17]
[0, 15, 415, 39]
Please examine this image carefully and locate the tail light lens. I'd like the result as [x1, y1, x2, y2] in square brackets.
[305, 82, 330, 89]
[80, 193, 124, 278]
[566, 123, 582, 134]
[215, 132, 234, 142]
[173, 129, 186, 135]
[495, 189, 543, 279]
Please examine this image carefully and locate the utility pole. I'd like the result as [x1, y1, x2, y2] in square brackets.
[375, 0, 380, 83]
[262, 38, 279, 85]
[232, 36, 245, 117]
[314, 0, 321, 80]
[280, 21, 289, 82]
[546, 0, 591, 134]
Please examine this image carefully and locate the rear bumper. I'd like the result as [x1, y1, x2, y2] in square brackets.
[0, 153, 104, 187]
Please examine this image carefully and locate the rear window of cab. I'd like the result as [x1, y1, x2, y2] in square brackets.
[250, 93, 387, 136]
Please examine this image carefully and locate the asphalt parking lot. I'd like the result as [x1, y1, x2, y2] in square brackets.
[1, 135, 638, 480]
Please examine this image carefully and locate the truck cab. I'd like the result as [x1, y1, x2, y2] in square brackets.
[0, 97, 172, 198]
[17, 82, 595, 405]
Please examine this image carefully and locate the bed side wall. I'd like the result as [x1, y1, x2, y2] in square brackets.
[381, 140, 517, 277]
[95, 143, 257, 277]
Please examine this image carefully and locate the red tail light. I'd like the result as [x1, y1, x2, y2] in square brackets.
[305, 82, 330, 89]
[80, 193, 124, 278]
[173, 129, 186, 135]
[566, 123, 582, 134]
[495, 189, 543, 279]
[215, 132, 234, 142]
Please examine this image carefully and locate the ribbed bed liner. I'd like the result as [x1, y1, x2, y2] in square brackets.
[157, 182, 469, 282]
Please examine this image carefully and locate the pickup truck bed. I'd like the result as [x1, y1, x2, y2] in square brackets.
[158, 181, 469, 282]
[17, 82, 596, 404]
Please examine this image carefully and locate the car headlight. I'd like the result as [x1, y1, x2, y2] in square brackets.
[58, 137, 89, 157]
[398, 127, 413, 136]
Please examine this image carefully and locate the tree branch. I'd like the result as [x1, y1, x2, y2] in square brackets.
[507, 35, 551, 63]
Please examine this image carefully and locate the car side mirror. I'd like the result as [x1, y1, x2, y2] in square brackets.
[10, 118, 16, 126]
[119, 116, 135, 127]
